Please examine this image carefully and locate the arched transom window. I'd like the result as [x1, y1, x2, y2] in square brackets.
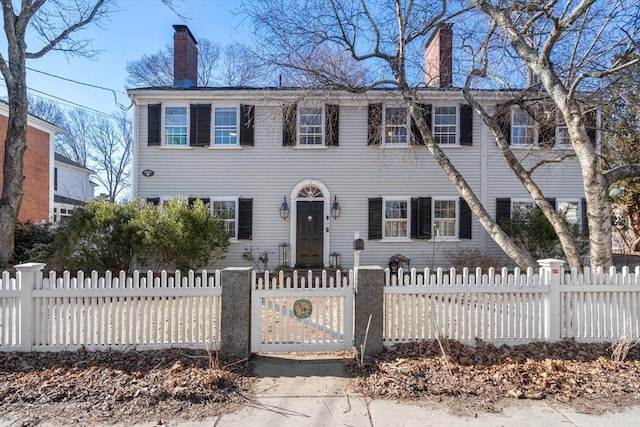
[297, 185, 324, 200]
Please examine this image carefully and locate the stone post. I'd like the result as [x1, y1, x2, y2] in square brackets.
[15, 262, 45, 351]
[355, 266, 384, 357]
[220, 267, 252, 359]
[538, 258, 565, 342]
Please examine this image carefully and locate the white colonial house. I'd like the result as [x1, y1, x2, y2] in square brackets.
[128, 25, 590, 270]
[53, 153, 96, 222]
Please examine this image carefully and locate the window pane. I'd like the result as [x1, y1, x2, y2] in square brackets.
[512, 201, 534, 220]
[434, 106, 457, 144]
[214, 107, 238, 145]
[299, 107, 323, 145]
[558, 201, 579, 224]
[384, 200, 408, 238]
[512, 109, 535, 145]
[557, 126, 570, 145]
[213, 200, 236, 238]
[433, 200, 456, 238]
[384, 107, 408, 144]
[165, 107, 187, 145]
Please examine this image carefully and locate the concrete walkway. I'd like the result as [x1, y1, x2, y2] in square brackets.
[186, 354, 640, 427]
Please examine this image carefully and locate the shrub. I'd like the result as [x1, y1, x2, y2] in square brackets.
[446, 248, 506, 272]
[12, 221, 56, 265]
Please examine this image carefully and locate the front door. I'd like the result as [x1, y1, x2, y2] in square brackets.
[296, 200, 324, 267]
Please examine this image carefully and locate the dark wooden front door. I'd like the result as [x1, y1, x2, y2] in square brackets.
[296, 200, 324, 267]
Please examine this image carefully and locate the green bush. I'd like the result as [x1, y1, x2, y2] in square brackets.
[53, 198, 229, 274]
[12, 221, 56, 265]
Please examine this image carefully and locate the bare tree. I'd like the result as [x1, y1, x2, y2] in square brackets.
[216, 42, 267, 86]
[0, 0, 113, 266]
[469, 0, 640, 269]
[27, 95, 66, 127]
[245, 0, 540, 270]
[126, 39, 221, 87]
[89, 111, 132, 202]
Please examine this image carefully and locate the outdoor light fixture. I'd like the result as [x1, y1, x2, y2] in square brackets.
[331, 195, 341, 219]
[279, 196, 289, 220]
[279, 242, 290, 268]
[142, 169, 155, 177]
[329, 252, 341, 268]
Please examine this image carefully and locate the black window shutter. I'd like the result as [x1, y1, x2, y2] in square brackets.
[415, 197, 432, 239]
[368, 103, 382, 145]
[581, 198, 589, 236]
[496, 104, 511, 145]
[189, 104, 211, 147]
[147, 104, 161, 146]
[545, 197, 556, 209]
[460, 104, 473, 146]
[240, 104, 255, 146]
[538, 109, 556, 148]
[496, 198, 511, 225]
[584, 110, 597, 145]
[411, 198, 418, 238]
[238, 198, 253, 240]
[368, 197, 383, 240]
[325, 104, 339, 146]
[411, 104, 431, 146]
[459, 198, 472, 239]
[282, 104, 297, 146]
[146, 197, 160, 205]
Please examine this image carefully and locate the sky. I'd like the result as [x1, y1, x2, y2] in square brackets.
[0, 0, 254, 120]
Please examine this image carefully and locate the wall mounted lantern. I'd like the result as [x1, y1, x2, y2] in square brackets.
[279, 196, 289, 220]
[279, 242, 291, 268]
[331, 196, 341, 219]
[329, 252, 341, 268]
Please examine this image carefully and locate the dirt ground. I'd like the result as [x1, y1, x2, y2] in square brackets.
[1, 339, 640, 425]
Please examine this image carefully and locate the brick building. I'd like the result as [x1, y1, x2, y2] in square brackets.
[0, 101, 61, 223]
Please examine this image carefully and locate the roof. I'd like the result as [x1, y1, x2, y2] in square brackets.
[54, 153, 94, 173]
[54, 194, 86, 206]
[0, 99, 63, 135]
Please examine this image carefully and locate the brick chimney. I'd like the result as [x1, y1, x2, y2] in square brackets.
[173, 24, 198, 87]
[424, 23, 453, 88]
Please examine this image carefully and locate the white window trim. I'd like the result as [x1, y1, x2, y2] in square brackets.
[432, 197, 459, 241]
[511, 107, 537, 147]
[432, 105, 459, 146]
[211, 196, 239, 241]
[382, 105, 410, 146]
[381, 196, 412, 241]
[296, 105, 325, 147]
[212, 105, 240, 147]
[162, 104, 189, 147]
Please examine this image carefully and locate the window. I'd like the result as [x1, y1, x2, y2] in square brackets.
[558, 200, 579, 224]
[214, 107, 238, 145]
[433, 106, 457, 144]
[164, 107, 188, 145]
[512, 200, 534, 220]
[433, 199, 457, 238]
[384, 107, 409, 145]
[556, 125, 571, 146]
[384, 199, 409, 238]
[298, 107, 323, 145]
[212, 199, 237, 238]
[512, 108, 536, 146]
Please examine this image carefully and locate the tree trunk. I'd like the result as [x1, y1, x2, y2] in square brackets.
[0, 36, 28, 266]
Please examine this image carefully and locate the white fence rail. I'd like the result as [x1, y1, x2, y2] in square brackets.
[384, 265, 640, 345]
[0, 264, 222, 351]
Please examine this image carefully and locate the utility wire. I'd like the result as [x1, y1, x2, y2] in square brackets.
[25, 65, 132, 111]
[26, 87, 125, 121]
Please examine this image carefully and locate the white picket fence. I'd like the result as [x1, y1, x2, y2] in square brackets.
[0, 264, 222, 351]
[384, 265, 640, 345]
[2, 261, 640, 352]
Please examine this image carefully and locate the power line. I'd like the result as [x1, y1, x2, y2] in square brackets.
[25, 65, 132, 111]
[25, 86, 125, 121]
